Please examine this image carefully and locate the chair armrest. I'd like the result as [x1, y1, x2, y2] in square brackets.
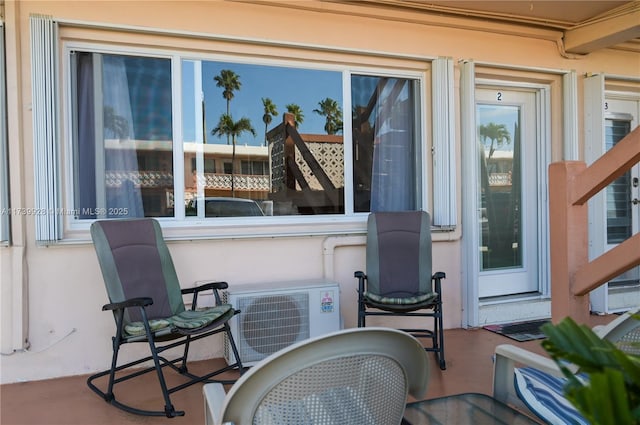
[203, 383, 231, 425]
[432, 272, 445, 295]
[354, 271, 366, 294]
[183, 281, 229, 310]
[493, 344, 563, 411]
[182, 281, 229, 295]
[102, 298, 155, 339]
[102, 297, 153, 311]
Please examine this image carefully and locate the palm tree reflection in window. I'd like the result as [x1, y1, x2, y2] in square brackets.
[262, 98, 278, 147]
[478, 117, 521, 270]
[479, 122, 511, 161]
[313, 97, 343, 135]
[211, 114, 256, 197]
[103, 106, 130, 140]
[214, 69, 242, 145]
[285, 103, 305, 128]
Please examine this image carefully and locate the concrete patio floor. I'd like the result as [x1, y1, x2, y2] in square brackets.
[1, 314, 614, 425]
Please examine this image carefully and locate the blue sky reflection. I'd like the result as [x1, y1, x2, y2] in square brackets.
[182, 60, 343, 146]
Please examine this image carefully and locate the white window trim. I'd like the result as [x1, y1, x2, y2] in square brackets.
[460, 59, 478, 328]
[584, 74, 606, 312]
[461, 60, 567, 328]
[0, 21, 9, 244]
[341, 69, 354, 215]
[31, 19, 458, 242]
[585, 73, 640, 314]
[432, 57, 456, 228]
[30, 15, 61, 243]
[563, 71, 579, 161]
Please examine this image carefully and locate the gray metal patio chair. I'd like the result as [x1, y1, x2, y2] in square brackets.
[203, 327, 430, 425]
[493, 307, 640, 425]
[87, 218, 244, 417]
[356, 211, 447, 369]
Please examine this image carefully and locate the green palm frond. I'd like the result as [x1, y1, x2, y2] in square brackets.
[542, 317, 640, 425]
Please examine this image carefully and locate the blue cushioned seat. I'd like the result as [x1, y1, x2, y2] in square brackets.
[514, 367, 588, 425]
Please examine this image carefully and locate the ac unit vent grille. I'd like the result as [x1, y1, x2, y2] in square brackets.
[239, 294, 310, 356]
[223, 281, 341, 367]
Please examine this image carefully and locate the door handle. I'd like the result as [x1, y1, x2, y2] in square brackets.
[633, 198, 640, 205]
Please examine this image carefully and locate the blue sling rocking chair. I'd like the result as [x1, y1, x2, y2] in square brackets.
[87, 218, 244, 417]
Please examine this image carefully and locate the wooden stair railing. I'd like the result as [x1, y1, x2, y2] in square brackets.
[549, 126, 640, 323]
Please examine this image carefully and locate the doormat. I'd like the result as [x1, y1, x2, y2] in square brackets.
[483, 319, 551, 342]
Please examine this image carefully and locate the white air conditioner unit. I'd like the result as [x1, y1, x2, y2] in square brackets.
[223, 279, 341, 366]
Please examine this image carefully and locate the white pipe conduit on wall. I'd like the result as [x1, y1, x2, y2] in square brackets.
[322, 235, 366, 281]
[321, 229, 462, 282]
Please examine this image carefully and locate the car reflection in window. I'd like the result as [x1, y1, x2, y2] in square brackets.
[186, 197, 265, 217]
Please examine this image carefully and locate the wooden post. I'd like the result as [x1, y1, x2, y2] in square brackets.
[283, 113, 296, 191]
[549, 127, 639, 323]
[548, 161, 591, 324]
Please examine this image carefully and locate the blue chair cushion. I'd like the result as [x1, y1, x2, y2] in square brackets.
[514, 367, 588, 425]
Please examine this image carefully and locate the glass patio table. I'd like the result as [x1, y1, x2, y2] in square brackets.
[403, 392, 540, 424]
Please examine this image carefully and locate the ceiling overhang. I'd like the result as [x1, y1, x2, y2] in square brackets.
[327, 0, 640, 55]
[563, 5, 640, 53]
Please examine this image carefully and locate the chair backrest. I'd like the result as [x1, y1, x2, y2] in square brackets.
[596, 306, 640, 355]
[366, 211, 433, 297]
[218, 327, 429, 425]
[90, 218, 185, 323]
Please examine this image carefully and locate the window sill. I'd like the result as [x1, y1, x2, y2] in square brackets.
[55, 215, 370, 245]
[46, 215, 459, 245]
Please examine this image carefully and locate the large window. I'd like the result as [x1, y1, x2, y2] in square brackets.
[69, 49, 425, 223]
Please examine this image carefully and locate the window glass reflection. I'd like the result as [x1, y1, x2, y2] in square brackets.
[73, 52, 173, 219]
[476, 104, 522, 271]
[605, 119, 632, 244]
[352, 75, 420, 212]
[182, 61, 344, 216]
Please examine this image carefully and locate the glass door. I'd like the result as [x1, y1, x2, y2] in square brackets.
[476, 88, 539, 298]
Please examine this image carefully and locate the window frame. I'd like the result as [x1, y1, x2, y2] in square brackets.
[0, 22, 8, 245]
[24, 15, 460, 241]
[61, 41, 435, 238]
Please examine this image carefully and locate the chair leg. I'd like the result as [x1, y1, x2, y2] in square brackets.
[436, 302, 446, 370]
[358, 307, 366, 327]
[87, 342, 185, 417]
[88, 306, 185, 417]
[224, 322, 245, 373]
[103, 336, 121, 402]
[356, 274, 366, 328]
[357, 296, 366, 327]
[145, 332, 183, 417]
[179, 335, 192, 373]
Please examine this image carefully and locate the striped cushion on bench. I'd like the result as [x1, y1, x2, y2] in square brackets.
[514, 367, 588, 425]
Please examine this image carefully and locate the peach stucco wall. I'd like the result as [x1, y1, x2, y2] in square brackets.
[0, 0, 638, 383]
